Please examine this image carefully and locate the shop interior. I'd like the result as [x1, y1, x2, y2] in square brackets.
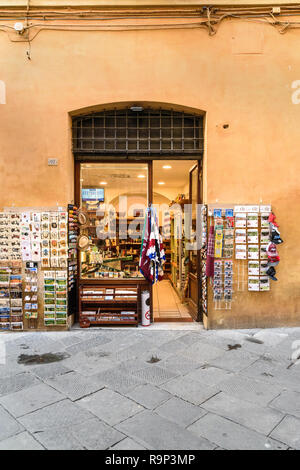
[152, 160, 198, 322]
[79, 160, 199, 324]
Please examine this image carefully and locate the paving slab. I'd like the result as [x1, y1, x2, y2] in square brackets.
[158, 354, 203, 375]
[139, 348, 172, 364]
[97, 338, 142, 355]
[0, 362, 26, 379]
[0, 405, 23, 441]
[114, 359, 153, 375]
[202, 392, 284, 435]
[114, 339, 155, 361]
[198, 334, 247, 352]
[65, 335, 112, 356]
[92, 368, 145, 394]
[45, 371, 105, 401]
[0, 431, 44, 450]
[18, 399, 94, 432]
[4, 337, 51, 357]
[125, 384, 171, 409]
[30, 362, 73, 380]
[185, 366, 233, 387]
[8, 335, 64, 355]
[116, 410, 215, 450]
[158, 338, 190, 354]
[29, 341, 67, 355]
[208, 349, 259, 372]
[0, 372, 41, 397]
[214, 330, 251, 343]
[269, 390, 300, 418]
[77, 388, 144, 426]
[68, 417, 125, 450]
[62, 352, 118, 377]
[137, 331, 184, 347]
[0, 383, 64, 418]
[188, 413, 287, 450]
[160, 376, 219, 405]
[58, 334, 85, 347]
[241, 358, 300, 392]
[239, 338, 271, 356]
[131, 365, 178, 386]
[110, 437, 147, 450]
[218, 374, 283, 406]
[182, 341, 225, 363]
[270, 415, 300, 450]
[252, 331, 289, 347]
[176, 332, 205, 347]
[33, 427, 85, 450]
[155, 397, 207, 427]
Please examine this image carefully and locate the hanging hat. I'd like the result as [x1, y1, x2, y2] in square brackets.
[77, 235, 90, 250]
[266, 266, 278, 281]
[266, 242, 280, 262]
[77, 210, 89, 227]
[267, 260, 279, 268]
[270, 229, 283, 245]
[270, 223, 280, 235]
[268, 212, 279, 227]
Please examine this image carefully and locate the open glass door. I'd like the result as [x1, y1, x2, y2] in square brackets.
[188, 162, 203, 321]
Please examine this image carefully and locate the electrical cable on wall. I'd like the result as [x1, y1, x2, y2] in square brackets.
[26, 0, 31, 59]
[0, 6, 300, 42]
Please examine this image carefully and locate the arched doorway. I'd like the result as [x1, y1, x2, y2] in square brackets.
[72, 104, 205, 326]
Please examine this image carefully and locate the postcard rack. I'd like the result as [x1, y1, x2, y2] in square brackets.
[79, 284, 139, 327]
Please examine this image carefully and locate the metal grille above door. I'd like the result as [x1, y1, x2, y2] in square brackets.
[72, 108, 203, 159]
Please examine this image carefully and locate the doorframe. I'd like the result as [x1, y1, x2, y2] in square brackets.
[188, 161, 203, 322]
[74, 157, 203, 323]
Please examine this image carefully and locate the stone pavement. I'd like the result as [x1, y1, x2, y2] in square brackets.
[0, 326, 300, 450]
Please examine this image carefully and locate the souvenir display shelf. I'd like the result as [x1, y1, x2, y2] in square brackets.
[0, 208, 72, 331]
[67, 204, 78, 317]
[79, 284, 140, 327]
[0, 261, 23, 331]
[206, 204, 274, 312]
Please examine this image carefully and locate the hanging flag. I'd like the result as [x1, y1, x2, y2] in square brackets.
[139, 209, 151, 281]
[139, 207, 165, 284]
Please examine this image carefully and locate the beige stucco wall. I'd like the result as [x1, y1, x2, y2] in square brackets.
[0, 13, 299, 328]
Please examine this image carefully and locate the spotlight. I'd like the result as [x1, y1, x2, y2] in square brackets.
[130, 106, 144, 112]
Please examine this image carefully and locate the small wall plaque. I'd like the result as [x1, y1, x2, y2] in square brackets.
[48, 158, 58, 166]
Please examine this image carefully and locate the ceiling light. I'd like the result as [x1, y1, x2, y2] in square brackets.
[162, 165, 172, 169]
[100, 181, 107, 185]
[137, 174, 146, 178]
[130, 106, 144, 112]
[158, 181, 165, 185]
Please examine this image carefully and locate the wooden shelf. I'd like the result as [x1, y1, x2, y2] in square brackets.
[81, 299, 137, 304]
[79, 284, 140, 328]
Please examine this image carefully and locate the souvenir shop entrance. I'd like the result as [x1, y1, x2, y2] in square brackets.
[152, 160, 202, 322]
[72, 106, 204, 327]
